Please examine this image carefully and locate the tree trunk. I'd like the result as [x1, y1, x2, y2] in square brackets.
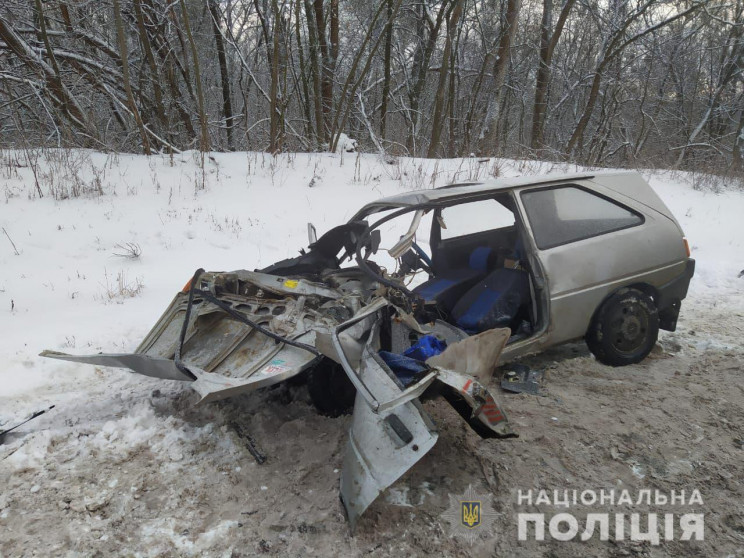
[295, 0, 314, 142]
[304, 0, 325, 143]
[406, 0, 450, 154]
[269, 0, 281, 153]
[380, 0, 393, 139]
[530, 0, 575, 150]
[113, 0, 151, 154]
[209, 0, 236, 150]
[179, 0, 210, 152]
[313, 0, 332, 136]
[447, 31, 458, 156]
[428, 0, 463, 158]
[330, 0, 339, 81]
[731, 99, 744, 171]
[133, 0, 167, 135]
[477, 0, 521, 156]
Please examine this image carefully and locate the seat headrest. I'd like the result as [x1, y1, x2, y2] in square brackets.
[468, 246, 492, 272]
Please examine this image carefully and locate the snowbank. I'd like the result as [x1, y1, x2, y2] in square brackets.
[0, 150, 742, 555]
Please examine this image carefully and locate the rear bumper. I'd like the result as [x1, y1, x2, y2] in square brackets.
[657, 258, 695, 331]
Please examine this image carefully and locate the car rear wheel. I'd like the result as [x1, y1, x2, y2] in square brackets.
[307, 358, 356, 417]
[586, 288, 659, 366]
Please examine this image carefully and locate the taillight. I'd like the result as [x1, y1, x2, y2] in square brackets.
[683, 237, 690, 258]
[181, 278, 193, 293]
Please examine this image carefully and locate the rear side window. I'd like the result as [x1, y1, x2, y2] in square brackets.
[439, 198, 514, 240]
[521, 186, 642, 250]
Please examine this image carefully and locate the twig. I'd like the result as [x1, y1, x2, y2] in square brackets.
[0, 405, 55, 444]
[231, 422, 266, 464]
[112, 242, 142, 259]
[2, 227, 19, 255]
[477, 455, 499, 492]
[1, 446, 20, 461]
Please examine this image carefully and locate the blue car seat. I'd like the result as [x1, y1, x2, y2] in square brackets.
[413, 246, 493, 310]
[450, 267, 530, 333]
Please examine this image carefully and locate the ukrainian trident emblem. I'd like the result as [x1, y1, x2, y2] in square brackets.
[443, 485, 498, 544]
[462, 501, 481, 528]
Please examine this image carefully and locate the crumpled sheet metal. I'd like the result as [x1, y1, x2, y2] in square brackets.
[338, 325, 514, 529]
[39, 351, 196, 382]
[41, 284, 516, 533]
[426, 327, 510, 383]
[340, 347, 438, 532]
[42, 287, 323, 404]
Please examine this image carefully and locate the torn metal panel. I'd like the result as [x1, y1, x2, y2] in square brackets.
[426, 327, 511, 383]
[436, 368, 515, 438]
[40, 351, 196, 382]
[231, 270, 343, 300]
[188, 335, 320, 404]
[44, 284, 326, 403]
[339, 352, 438, 531]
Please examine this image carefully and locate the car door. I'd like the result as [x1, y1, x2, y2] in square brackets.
[516, 183, 685, 345]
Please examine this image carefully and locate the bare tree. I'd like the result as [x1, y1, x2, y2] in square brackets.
[209, 0, 236, 150]
[428, 0, 464, 158]
[113, 0, 151, 154]
[179, 0, 210, 152]
[477, 0, 521, 156]
[530, 0, 576, 150]
[0, 0, 740, 177]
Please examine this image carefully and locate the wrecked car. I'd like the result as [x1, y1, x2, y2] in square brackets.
[42, 170, 694, 529]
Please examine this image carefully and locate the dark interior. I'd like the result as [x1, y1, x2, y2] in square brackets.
[431, 225, 517, 274]
[413, 195, 534, 336]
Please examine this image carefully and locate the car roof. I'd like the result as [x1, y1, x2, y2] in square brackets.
[355, 170, 640, 215]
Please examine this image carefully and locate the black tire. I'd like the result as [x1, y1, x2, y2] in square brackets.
[586, 288, 659, 366]
[307, 359, 356, 417]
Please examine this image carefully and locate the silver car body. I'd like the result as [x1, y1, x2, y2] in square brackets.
[42, 170, 693, 530]
[352, 170, 693, 361]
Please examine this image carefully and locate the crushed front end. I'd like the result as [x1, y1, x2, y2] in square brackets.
[42, 214, 516, 530]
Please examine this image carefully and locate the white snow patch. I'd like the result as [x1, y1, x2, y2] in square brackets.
[332, 133, 358, 154]
[0, 151, 742, 555]
[139, 518, 239, 557]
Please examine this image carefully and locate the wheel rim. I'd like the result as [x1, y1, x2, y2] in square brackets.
[608, 301, 649, 355]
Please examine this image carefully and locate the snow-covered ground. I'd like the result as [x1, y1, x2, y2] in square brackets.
[1, 150, 743, 557]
